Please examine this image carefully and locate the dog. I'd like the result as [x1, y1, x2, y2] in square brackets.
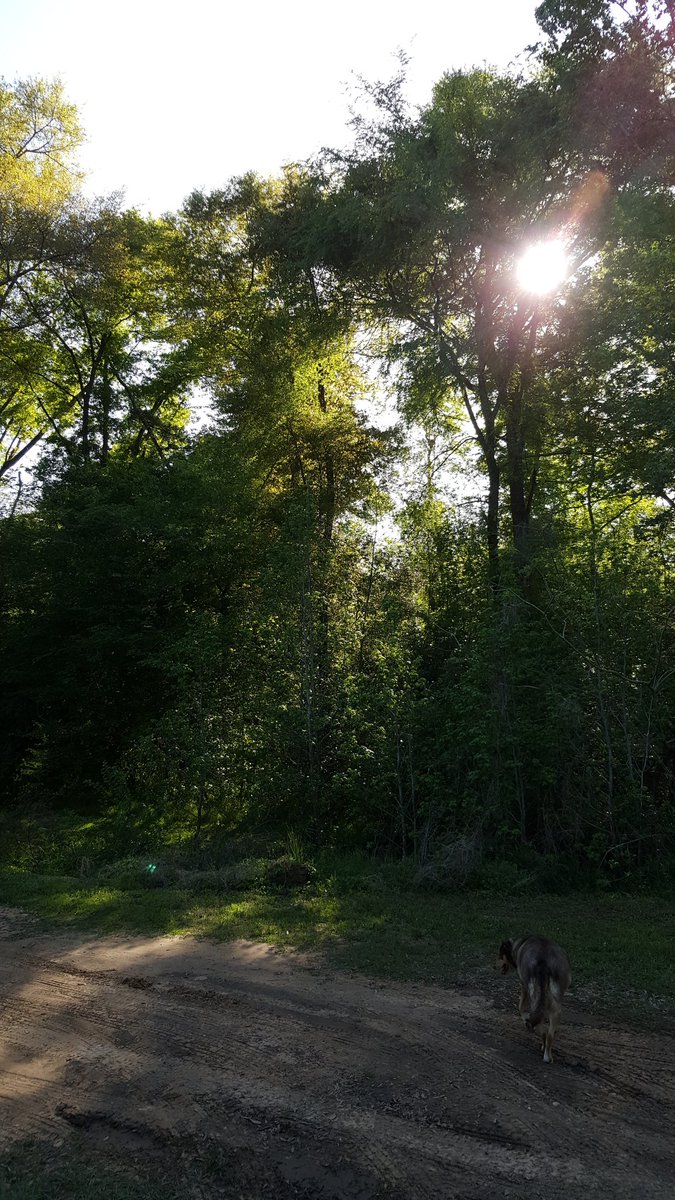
[497, 934, 571, 1063]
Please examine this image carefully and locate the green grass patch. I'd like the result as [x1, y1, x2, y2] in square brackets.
[1, 868, 673, 1015]
[0, 1140, 178, 1200]
[0, 1133, 253, 1200]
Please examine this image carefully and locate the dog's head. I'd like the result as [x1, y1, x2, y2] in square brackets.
[497, 939, 516, 975]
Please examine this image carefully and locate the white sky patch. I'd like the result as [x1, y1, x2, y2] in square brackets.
[2, 0, 539, 215]
[186, 384, 218, 436]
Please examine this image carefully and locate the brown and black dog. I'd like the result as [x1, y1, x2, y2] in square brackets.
[498, 934, 571, 1063]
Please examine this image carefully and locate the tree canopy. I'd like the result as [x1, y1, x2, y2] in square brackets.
[1, 3, 674, 881]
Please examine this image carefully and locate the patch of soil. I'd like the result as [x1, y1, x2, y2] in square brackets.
[0, 917, 673, 1198]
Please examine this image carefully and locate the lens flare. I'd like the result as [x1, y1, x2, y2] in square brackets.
[516, 241, 569, 295]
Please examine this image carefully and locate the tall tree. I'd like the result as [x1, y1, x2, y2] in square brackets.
[0, 78, 83, 484]
[164, 179, 395, 813]
[263, 2, 673, 591]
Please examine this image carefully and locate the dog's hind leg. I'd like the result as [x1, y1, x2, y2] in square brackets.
[518, 983, 529, 1025]
[543, 1002, 560, 1063]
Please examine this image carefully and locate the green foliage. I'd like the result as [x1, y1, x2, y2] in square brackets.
[0, 1134, 241, 1200]
[1, 24, 674, 879]
[97, 857, 179, 890]
[0, 76, 82, 209]
[265, 858, 316, 889]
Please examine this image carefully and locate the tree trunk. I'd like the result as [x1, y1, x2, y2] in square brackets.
[486, 453, 501, 596]
[317, 372, 335, 543]
[101, 340, 111, 463]
[506, 387, 529, 558]
[80, 388, 91, 462]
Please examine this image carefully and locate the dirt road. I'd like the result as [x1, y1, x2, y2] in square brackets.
[0, 907, 673, 1199]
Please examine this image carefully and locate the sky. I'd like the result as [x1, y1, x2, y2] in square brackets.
[2, 0, 541, 216]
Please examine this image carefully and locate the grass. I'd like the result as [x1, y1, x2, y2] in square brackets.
[0, 867, 674, 1013]
[0, 1133, 251, 1199]
[0, 1141, 172, 1200]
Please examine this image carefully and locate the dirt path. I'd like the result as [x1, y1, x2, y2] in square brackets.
[0, 907, 673, 1199]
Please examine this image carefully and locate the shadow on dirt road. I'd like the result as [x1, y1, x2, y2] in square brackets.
[0, 907, 673, 1199]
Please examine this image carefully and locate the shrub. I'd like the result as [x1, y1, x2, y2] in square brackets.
[97, 856, 179, 890]
[265, 858, 316, 889]
[178, 861, 264, 893]
[475, 860, 533, 895]
[415, 834, 483, 890]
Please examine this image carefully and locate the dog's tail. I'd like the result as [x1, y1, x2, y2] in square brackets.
[525, 962, 550, 1029]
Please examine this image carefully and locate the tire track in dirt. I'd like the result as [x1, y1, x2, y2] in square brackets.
[0, 927, 673, 1198]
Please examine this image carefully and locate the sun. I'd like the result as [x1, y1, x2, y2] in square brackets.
[516, 241, 569, 295]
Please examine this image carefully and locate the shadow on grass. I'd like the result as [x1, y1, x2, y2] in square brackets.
[1, 870, 674, 1011]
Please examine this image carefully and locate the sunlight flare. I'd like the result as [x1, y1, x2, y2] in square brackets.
[516, 241, 569, 295]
